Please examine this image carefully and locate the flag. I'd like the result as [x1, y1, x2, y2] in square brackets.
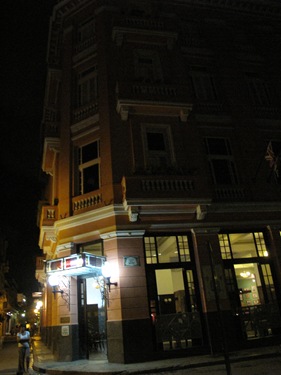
[265, 141, 281, 182]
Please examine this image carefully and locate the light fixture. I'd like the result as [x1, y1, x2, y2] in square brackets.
[240, 271, 251, 278]
[101, 261, 118, 292]
[48, 274, 63, 296]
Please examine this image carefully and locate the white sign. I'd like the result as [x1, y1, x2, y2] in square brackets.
[61, 325, 69, 337]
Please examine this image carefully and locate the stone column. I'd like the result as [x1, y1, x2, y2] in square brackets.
[101, 230, 153, 363]
[191, 228, 235, 353]
[266, 225, 281, 287]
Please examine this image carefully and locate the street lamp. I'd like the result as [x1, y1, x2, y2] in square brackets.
[48, 274, 64, 296]
[101, 261, 118, 292]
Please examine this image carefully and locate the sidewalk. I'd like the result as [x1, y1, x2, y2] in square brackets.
[32, 336, 281, 375]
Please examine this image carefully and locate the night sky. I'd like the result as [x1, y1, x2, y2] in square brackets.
[1, 1, 56, 300]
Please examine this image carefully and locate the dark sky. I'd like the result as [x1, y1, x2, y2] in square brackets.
[1, 1, 56, 300]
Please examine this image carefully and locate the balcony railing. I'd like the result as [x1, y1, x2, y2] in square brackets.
[117, 81, 190, 104]
[40, 205, 58, 226]
[214, 185, 246, 201]
[116, 16, 165, 31]
[72, 191, 103, 214]
[141, 178, 194, 192]
[74, 35, 96, 54]
[155, 312, 203, 350]
[121, 175, 208, 201]
[237, 303, 281, 338]
[72, 101, 99, 123]
[116, 82, 192, 121]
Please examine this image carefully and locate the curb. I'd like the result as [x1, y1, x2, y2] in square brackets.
[32, 350, 281, 375]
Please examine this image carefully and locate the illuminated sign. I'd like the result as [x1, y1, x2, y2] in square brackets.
[46, 253, 105, 276]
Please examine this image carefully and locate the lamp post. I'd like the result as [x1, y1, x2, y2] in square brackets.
[207, 241, 232, 375]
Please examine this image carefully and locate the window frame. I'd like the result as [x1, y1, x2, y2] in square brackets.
[134, 49, 163, 83]
[190, 68, 218, 101]
[205, 137, 238, 185]
[76, 65, 98, 107]
[74, 140, 101, 196]
[141, 124, 175, 172]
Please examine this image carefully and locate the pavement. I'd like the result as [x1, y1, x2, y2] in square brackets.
[32, 336, 281, 375]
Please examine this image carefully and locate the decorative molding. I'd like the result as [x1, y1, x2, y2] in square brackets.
[100, 230, 145, 240]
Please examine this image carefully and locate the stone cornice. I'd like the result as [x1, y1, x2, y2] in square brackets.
[47, 0, 281, 65]
[174, 0, 281, 17]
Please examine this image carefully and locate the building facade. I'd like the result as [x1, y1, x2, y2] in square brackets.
[37, 0, 281, 364]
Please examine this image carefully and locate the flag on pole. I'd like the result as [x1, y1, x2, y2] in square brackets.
[265, 141, 281, 183]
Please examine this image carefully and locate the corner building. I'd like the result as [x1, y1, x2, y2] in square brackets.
[37, 0, 281, 364]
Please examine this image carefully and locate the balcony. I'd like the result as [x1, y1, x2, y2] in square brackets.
[40, 205, 58, 226]
[214, 185, 247, 201]
[42, 107, 60, 137]
[72, 190, 103, 214]
[116, 81, 193, 121]
[112, 16, 177, 48]
[72, 101, 99, 124]
[122, 175, 210, 222]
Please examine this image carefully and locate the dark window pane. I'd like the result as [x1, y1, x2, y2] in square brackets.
[206, 138, 230, 155]
[147, 132, 165, 151]
[82, 142, 98, 163]
[83, 164, 99, 193]
[212, 160, 232, 184]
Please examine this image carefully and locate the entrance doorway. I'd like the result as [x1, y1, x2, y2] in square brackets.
[149, 268, 202, 350]
[220, 232, 281, 340]
[78, 276, 107, 359]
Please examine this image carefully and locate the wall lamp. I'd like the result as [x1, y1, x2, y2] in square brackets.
[101, 261, 118, 292]
[48, 274, 64, 297]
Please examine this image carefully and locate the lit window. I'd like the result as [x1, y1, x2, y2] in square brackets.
[144, 236, 191, 264]
[218, 232, 269, 259]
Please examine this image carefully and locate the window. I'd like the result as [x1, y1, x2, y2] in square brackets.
[78, 241, 103, 256]
[74, 140, 100, 195]
[219, 232, 269, 260]
[246, 74, 271, 106]
[205, 137, 238, 185]
[190, 68, 217, 101]
[77, 66, 98, 107]
[134, 50, 162, 82]
[142, 125, 174, 172]
[144, 236, 191, 264]
[77, 18, 95, 43]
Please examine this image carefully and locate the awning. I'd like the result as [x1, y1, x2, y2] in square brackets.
[45, 252, 106, 277]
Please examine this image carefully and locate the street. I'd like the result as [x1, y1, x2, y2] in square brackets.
[0, 341, 37, 375]
[159, 357, 281, 375]
[1, 341, 281, 375]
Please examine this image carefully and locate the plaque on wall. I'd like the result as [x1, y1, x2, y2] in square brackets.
[123, 256, 140, 267]
[60, 316, 70, 324]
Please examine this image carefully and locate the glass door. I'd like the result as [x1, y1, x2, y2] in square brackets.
[150, 268, 202, 350]
[78, 276, 107, 359]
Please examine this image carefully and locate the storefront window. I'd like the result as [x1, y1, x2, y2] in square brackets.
[234, 263, 263, 306]
[79, 241, 103, 256]
[144, 235, 190, 264]
[219, 232, 269, 259]
[145, 235, 202, 350]
[219, 231, 280, 339]
[261, 264, 276, 302]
